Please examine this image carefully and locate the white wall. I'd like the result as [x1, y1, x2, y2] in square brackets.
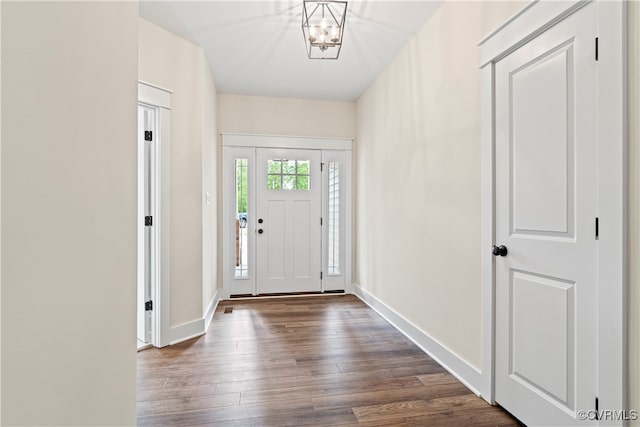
[1, 2, 138, 425]
[218, 94, 356, 139]
[138, 19, 218, 334]
[355, 1, 523, 371]
[202, 52, 219, 316]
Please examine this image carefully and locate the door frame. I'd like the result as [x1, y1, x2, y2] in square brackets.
[138, 81, 172, 347]
[478, 0, 626, 413]
[221, 134, 353, 299]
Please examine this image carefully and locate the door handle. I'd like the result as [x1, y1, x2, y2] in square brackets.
[258, 229, 264, 234]
[492, 245, 508, 257]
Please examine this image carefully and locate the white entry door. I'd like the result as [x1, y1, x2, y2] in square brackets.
[494, 3, 597, 426]
[256, 148, 322, 294]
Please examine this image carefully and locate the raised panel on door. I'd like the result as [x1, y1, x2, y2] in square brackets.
[256, 148, 321, 294]
[494, 3, 597, 426]
[266, 200, 286, 279]
[510, 271, 575, 407]
[292, 200, 312, 279]
[510, 44, 575, 238]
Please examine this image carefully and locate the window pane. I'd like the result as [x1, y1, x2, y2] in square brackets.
[283, 160, 296, 175]
[283, 174, 296, 190]
[297, 161, 310, 175]
[268, 160, 281, 174]
[268, 174, 281, 190]
[297, 175, 309, 190]
[235, 159, 249, 279]
[328, 161, 340, 275]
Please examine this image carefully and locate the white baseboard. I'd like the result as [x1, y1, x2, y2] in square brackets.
[352, 284, 484, 397]
[204, 289, 221, 332]
[167, 289, 222, 346]
[168, 318, 205, 345]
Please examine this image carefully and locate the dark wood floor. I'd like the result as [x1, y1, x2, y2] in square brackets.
[137, 295, 519, 426]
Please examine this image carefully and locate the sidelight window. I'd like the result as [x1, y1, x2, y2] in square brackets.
[327, 161, 340, 275]
[235, 158, 249, 278]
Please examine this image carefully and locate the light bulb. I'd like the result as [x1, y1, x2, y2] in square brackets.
[319, 33, 326, 43]
[320, 19, 327, 29]
[331, 26, 337, 37]
[309, 25, 316, 36]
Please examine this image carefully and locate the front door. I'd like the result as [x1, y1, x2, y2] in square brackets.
[494, 3, 597, 426]
[256, 148, 322, 294]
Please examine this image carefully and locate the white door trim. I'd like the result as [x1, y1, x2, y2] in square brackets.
[478, 0, 626, 413]
[221, 134, 353, 298]
[321, 150, 352, 293]
[138, 82, 172, 347]
[221, 133, 353, 151]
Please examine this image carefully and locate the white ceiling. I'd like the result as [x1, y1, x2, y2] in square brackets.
[139, 1, 441, 101]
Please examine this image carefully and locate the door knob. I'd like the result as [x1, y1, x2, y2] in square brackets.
[258, 229, 264, 234]
[492, 245, 508, 257]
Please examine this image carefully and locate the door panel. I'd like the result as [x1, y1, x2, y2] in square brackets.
[510, 270, 574, 406]
[266, 199, 286, 279]
[257, 148, 321, 293]
[511, 44, 574, 237]
[494, 3, 597, 426]
[293, 200, 312, 278]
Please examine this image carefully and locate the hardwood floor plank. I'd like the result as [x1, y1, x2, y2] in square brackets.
[137, 398, 314, 426]
[204, 407, 358, 427]
[137, 295, 520, 426]
[341, 406, 519, 427]
[137, 391, 240, 417]
[352, 395, 490, 423]
[137, 383, 219, 402]
[240, 375, 424, 405]
[312, 382, 471, 412]
[214, 368, 394, 394]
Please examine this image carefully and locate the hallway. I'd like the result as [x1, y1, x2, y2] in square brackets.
[137, 295, 518, 426]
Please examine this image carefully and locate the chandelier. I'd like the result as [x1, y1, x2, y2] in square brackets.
[301, 1, 347, 60]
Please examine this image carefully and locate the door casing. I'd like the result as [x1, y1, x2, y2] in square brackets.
[221, 134, 353, 298]
[138, 81, 172, 348]
[479, 0, 626, 414]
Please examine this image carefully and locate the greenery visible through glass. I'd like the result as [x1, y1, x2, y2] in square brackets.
[235, 158, 249, 279]
[236, 159, 248, 213]
[267, 159, 310, 190]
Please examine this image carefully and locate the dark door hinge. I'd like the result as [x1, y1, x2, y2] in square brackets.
[145, 216, 153, 226]
[595, 217, 599, 240]
[145, 300, 153, 311]
[321, 217, 323, 226]
[144, 130, 153, 141]
[321, 162, 325, 172]
[320, 272, 323, 280]
[595, 397, 599, 420]
[595, 37, 599, 61]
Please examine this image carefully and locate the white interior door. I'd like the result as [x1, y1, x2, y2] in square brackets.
[494, 3, 597, 426]
[256, 148, 322, 294]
